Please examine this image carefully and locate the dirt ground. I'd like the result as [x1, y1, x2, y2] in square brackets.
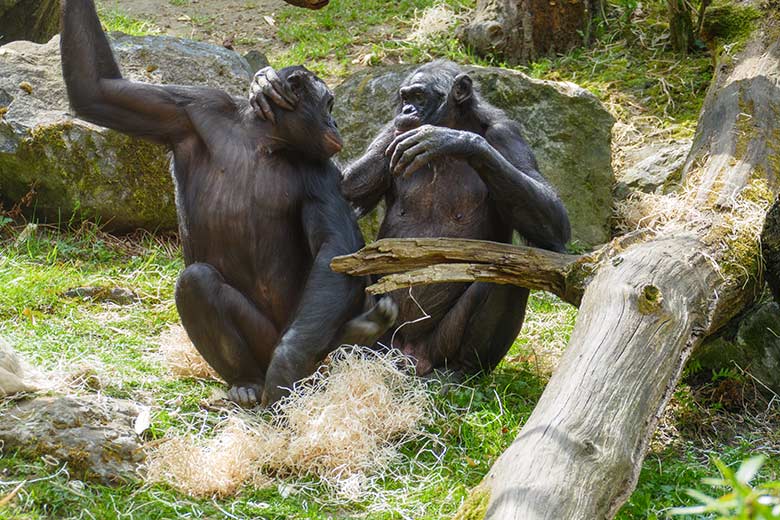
[102, 0, 291, 56]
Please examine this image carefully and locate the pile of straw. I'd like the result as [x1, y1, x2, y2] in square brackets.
[146, 347, 433, 501]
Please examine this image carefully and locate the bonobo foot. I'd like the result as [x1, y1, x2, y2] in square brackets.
[228, 382, 264, 407]
[339, 296, 399, 346]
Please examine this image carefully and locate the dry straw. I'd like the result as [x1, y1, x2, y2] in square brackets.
[146, 346, 434, 502]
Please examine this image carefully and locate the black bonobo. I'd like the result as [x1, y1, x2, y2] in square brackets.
[251, 60, 570, 377]
[60, 0, 397, 406]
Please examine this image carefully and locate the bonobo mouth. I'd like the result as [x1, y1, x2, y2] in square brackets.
[323, 130, 343, 156]
[394, 115, 422, 134]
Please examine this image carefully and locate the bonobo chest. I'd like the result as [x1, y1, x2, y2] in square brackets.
[387, 158, 493, 234]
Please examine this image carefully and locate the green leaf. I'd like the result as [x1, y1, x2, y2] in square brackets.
[736, 456, 766, 485]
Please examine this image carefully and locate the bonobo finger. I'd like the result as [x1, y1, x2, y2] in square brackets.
[401, 151, 434, 178]
[389, 133, 422, 172]
[385, 129, 419, 157]
[263, 67, 298, 108]
[253, 93, 276, 124]
[393, 143, 427, 176]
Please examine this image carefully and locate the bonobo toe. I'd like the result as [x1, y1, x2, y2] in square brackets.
[227, 383, 263, 407]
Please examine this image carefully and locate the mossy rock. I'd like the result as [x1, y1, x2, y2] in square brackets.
[694, 300, 780, 394]
[333, 64, 615, 249]
[0, 34, 254, 232]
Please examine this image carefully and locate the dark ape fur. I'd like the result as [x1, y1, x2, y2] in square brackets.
[342, 60, 571, 375]
[60, 0, 395, 406]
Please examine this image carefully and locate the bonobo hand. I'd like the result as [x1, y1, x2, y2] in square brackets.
[249, 66, 298, 124]
[385, 125, 486, 178]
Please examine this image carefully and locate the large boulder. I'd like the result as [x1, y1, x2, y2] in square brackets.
[0, 395, 145, 484]
[0, 0, 59, 45]
[332, 65, 615, 249]
[0, 34, 254, 232]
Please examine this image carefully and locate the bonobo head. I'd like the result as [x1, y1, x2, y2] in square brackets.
[271, 66, 342, 161]
[394, 60, 475, 133]
[283, 0, 330, 9]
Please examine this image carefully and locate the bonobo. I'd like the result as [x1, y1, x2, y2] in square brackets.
[60, 0, 396, 406]
[250, 60, 570, 376]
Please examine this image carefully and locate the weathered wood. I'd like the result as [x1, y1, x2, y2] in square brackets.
[482, 234, 720, 518]
[667, 0, 695, 54]
[0, 0, 59, 45]
[460, 0, 599, 65]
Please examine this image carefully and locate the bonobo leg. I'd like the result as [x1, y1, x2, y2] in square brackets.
[261, 296, 399, 406]
[401, 283, 529, 376]
[175, 263, 279, 407]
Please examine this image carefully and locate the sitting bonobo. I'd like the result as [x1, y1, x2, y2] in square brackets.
[252, 61, 570, 378]
[60, 0, 397, 406]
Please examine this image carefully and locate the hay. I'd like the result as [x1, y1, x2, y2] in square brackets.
[146, 347, 433, 501]
[406, 3, 460, 45]
[157, 325, 219, 380]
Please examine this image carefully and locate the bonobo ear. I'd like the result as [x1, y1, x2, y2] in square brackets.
[451, 73, 473, 105]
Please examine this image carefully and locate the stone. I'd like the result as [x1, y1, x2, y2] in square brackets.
[0, 395, 145, 484]
[0, 0, 59, 45]
[0, 34, 254, 232]
[332, 64, 615, 248]
[615, 139, 691, 199]
[694, 300, 780, 394]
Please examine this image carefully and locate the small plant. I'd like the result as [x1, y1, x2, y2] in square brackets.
[670, 456, 780, 519]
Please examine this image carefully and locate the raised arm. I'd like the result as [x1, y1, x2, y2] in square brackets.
[262, 165, 368, 404]
[340, 124, 395, 217]
[60, 0, 226, 144]
[477, 122, 571, 252]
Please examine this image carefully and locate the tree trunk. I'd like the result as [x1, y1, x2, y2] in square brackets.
[461, 0, 599, 65]
[764, 196, 780, 303]
[667, 0, 695, 54]
[0, 0, 60, 45]
[333, 6, 779, 519]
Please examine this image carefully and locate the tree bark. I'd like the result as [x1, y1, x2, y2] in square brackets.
[335, 6, 779, 519]
[764, 196, 780, 303]
[460, 0, 599, 65]
[667, 0, 695, 54]
[0, 0, 60, 45]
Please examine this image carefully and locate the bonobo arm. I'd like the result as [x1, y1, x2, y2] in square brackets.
[61, 0, 228, 144]
[262, 165, 367, 405]
[387, 122, 571, 252]
[340, 124, 394, 216]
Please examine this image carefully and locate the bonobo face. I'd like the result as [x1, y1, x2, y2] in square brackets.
[273, 66, 342, 161]
[283, 0, 330, 9]
[394, 73, 447, 133]
[394, 62, 474, 134]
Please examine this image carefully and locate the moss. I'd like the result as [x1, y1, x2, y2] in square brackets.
[0, 122, 176, 231]
[701, 4, 762, 46]
[452, 487, 490, 520]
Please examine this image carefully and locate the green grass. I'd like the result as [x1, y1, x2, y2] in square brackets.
[0, 225, 562, 519]
[97, 8, 161, 36]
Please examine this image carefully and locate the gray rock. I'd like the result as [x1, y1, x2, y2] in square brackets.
[0, 0, 59, 45]
[0, 395, 145, 484]
[615, 140, 691, 199]
[0, 34, 254, 232]
[243, 50, 270, 73]
[695, 301, 780, 394]
[332, 65, 615, 248]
